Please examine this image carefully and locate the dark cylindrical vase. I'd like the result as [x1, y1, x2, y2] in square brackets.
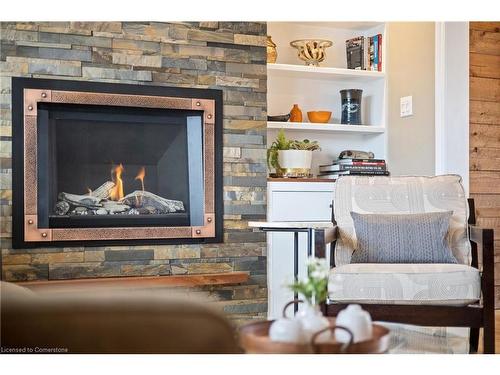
[340, 89, 363, 125]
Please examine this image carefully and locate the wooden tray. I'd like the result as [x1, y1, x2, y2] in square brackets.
[239, 318, 390, 354]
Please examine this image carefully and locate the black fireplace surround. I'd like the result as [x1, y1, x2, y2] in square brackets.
[12, 78, 223, 248]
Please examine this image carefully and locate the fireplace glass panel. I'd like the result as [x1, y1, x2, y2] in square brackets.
[37, 103, 204, 228]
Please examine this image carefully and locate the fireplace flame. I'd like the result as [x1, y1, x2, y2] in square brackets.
[134, 167, 146, 206]
[135, 167, 146, 192]
[109, 164, 124, 201]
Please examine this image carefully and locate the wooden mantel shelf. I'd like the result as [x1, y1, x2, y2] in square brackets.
[16, 272, 249, 293]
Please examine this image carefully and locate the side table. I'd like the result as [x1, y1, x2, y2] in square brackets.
[248, 221, 335, 314]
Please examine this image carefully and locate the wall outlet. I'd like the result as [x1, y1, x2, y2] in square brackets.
[400, 96, 413, 117]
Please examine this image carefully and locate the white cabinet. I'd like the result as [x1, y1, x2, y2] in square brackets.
[267, 181, 335, 319]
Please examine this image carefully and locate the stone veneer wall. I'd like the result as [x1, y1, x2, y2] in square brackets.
[0, 22, 267, 323]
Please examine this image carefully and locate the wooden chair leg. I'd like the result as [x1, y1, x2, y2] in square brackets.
[481, 228, 495, 354]
[483, 307, 495, 354]
[469, 328, 479, 353]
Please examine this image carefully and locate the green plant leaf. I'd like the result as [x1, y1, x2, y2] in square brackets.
[267, 129, 292, 170]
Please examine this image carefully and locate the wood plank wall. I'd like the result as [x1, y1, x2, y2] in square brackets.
[469, 22, 500, 307]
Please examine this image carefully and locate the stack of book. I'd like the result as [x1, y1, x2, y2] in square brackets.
[318, 158, 389, 180]
[346, 34, 383, 71]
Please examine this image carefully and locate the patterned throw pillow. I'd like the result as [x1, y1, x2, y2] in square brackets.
[350, 211, 458, 264]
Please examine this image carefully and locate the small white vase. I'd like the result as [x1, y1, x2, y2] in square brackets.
[278, 150, 312, 170]
[296, 304, 330, 343]
[269, 317, 304, 343]
[335, 304, 373, 343]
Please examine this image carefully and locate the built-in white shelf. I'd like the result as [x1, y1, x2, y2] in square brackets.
[267, 63, 385, 81]
[267, 121, 385, 134]
[267, 21, 388, 173]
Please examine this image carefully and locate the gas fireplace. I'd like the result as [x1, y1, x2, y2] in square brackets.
[12, 78, 223, 248]
[45, 103, 201, 228]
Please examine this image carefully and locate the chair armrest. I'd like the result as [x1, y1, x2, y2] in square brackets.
[469, 225, 495, 270]
[468, 224, 495, 308]
[326, 225, 338, 268]
[324, 225, 338, 245]
[469, 225, 494, 247]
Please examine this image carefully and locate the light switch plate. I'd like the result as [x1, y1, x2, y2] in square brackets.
[400, 96, 413, 117]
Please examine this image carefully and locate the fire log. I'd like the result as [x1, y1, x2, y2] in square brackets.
[102, 201, 130, 214]
[121, 191, 185, 213]
[58, 192, 102, 209]
[54, 200, 70, 216]
[91, 181, 115, 200]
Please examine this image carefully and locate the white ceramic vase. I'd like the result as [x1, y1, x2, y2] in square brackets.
[296, 304, 330, 343]
[269, 317, 304, 343]
[277, 150, 312, 170]
[334, 304, 373, 343]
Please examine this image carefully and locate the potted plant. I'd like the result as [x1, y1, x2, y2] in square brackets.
[267, 129, 320, 177]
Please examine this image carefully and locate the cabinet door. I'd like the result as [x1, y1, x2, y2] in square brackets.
[270, 191, 333, 222]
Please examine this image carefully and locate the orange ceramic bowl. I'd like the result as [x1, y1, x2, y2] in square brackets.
[307, 111, 332, 123]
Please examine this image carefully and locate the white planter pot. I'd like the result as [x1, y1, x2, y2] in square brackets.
[278, 150, 312, 170]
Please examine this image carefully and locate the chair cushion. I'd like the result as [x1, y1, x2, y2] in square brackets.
[350, 211, 457, 264]
[328, 263, 480, 306]
[333, 175, 471, 266]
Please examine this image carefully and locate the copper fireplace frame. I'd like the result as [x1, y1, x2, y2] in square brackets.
[22, 88, 216, 243]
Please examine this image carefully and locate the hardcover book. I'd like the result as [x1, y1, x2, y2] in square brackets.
[334, 158, 386, 164]
[377, 33, 383, 71]
[373, 34, 379, 71]
[319, 164, 386, 172]
[368, 36, 375, 71]
[346, 36, 365, 70]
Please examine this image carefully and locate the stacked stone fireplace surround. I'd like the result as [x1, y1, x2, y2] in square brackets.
[0, 22, 268, 324]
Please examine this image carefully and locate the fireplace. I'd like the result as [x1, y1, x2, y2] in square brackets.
[12, 78, 223, 248]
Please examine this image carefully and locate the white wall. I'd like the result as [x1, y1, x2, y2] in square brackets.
[387, 22, 436, 176]
[435, 22, 470, 194]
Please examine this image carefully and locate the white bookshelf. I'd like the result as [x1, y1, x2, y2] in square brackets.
[267, 121, 385, 134]
[267, 21, 388, 175]
[267, 63, 385, 82]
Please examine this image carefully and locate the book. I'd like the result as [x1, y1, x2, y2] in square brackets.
[319, 164, 386, 173]
[364, 37, 370, 71]
[345, 33, 383, 71]
[346, 36, 365, 70]
[377, 34, 383, 72]
[368, 36, 374, 71]
[334, 158, 386, 165]
[347, 170, 390, 176]
[346, 34, 382, 71]
[319, 170, 390, 178]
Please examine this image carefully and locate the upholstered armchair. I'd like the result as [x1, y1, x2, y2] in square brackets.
[325, 175, 495, 354]
[1, 282, 238, 353]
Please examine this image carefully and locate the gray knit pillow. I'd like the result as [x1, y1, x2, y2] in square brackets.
[350, 211, 457, 264]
